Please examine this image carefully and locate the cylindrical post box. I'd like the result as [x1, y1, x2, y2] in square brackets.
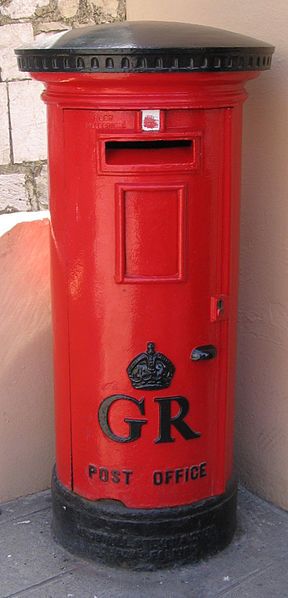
[16, 22, 274, 569]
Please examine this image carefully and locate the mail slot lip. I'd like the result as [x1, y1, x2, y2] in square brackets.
[98, 131, 202, 174]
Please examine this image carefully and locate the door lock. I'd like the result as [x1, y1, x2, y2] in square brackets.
[191, 345, 217, 361]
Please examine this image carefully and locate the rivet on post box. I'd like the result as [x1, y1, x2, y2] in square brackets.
[15, 21, 274, 569]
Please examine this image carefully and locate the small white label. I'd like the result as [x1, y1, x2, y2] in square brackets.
[141, 110, 160, 131]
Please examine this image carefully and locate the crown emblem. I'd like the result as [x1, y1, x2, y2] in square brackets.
[127, 342, 175, 390]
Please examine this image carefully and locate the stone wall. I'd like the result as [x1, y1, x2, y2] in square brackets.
[0, 0, 126, 213]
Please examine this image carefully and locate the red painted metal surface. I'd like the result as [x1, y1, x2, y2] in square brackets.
[33, 71, 258, 508]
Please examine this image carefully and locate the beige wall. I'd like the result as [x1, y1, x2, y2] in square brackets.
[128, 1, 288, 508]
[0, 213, 54, 502]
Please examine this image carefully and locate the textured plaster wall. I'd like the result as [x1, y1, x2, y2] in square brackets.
[126, 0, 288, 508]
[0, 212, 53, 502]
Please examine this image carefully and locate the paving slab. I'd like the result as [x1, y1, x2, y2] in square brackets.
[0, 487, 288, 598]
[0, 490, 51, 525]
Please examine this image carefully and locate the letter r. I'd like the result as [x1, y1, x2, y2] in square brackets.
[154, 396, 201, 444]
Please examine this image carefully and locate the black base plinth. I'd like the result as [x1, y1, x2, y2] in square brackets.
[51, 467, 237, 570]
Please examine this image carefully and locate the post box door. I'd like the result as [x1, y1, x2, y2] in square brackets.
[61, 107, 231, 509]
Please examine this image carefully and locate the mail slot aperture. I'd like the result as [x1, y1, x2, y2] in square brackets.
[100, 135, 201, 172]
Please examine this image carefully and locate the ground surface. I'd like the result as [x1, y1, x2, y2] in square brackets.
[0, 486, 288, 597]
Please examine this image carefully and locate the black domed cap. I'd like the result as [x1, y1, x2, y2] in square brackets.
[15, 21, 274, 74]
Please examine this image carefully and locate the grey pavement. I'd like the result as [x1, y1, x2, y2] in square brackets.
[0, 486, 288, 598]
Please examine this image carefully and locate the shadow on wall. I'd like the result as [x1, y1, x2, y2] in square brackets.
[236, 57, 288, 509]
[0, 216, 54, 502]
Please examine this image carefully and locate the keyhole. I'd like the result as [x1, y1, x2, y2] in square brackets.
[217, 298, 224, 314]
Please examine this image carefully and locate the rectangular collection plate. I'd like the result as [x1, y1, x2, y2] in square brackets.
[115, 184, 187, 283]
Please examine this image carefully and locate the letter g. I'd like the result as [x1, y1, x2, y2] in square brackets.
[98, 394, 147, 443]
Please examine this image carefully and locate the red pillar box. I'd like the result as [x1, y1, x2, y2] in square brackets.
[16, 22, 274, 568]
